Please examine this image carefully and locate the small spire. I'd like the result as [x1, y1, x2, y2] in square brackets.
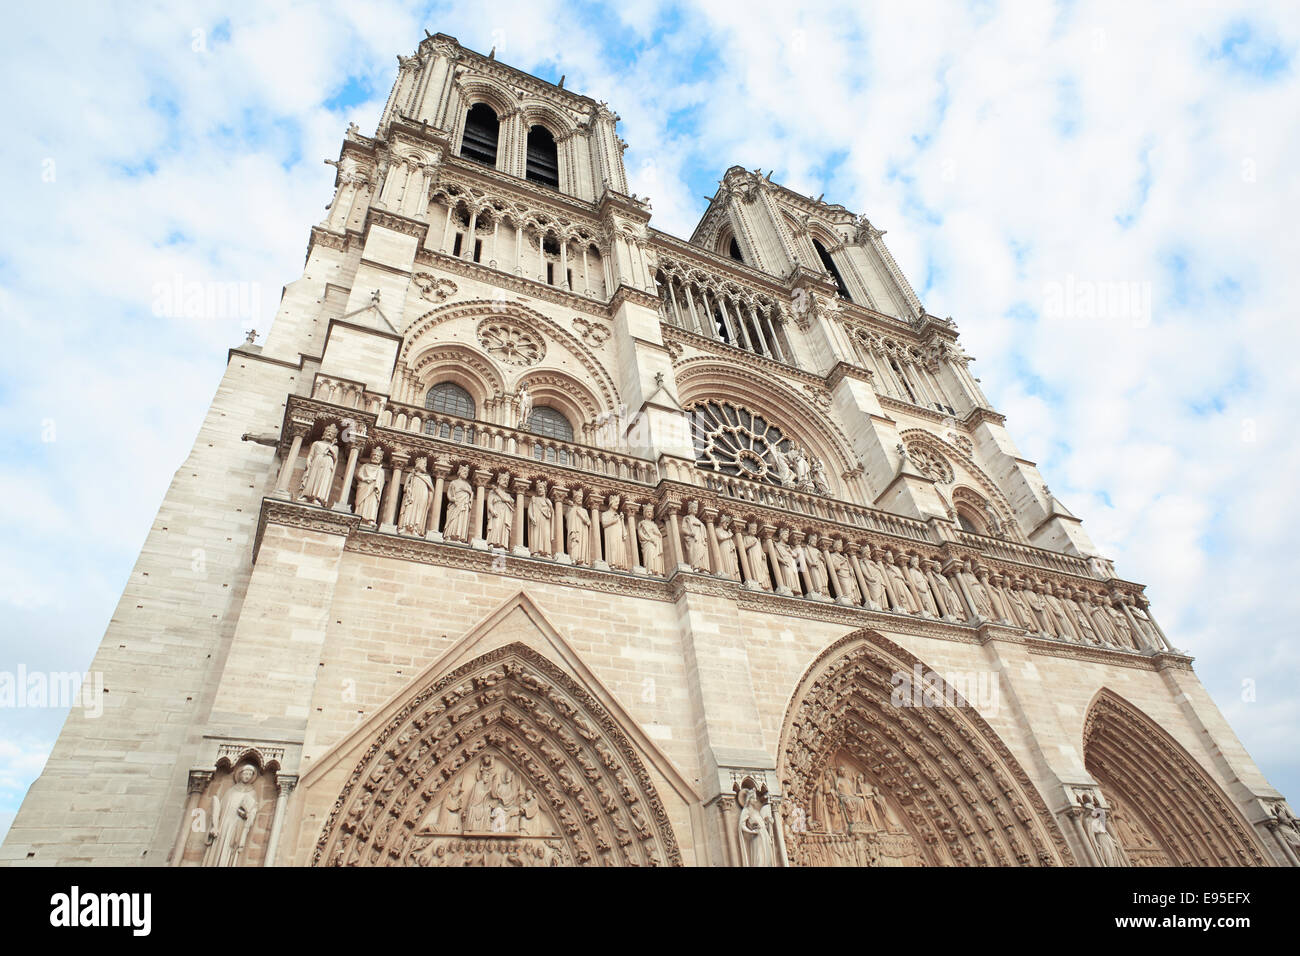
[488, 46, 496, 59]
[558, 74, 565, 88]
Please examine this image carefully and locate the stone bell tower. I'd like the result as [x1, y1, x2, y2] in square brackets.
[3, 32, 1295, 869]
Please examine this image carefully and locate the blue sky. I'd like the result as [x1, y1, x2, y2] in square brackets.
[1, 0, 1299, 843]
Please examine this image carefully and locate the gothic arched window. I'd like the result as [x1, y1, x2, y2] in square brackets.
[461, 104, 500, 167]
[813, 238, 851, 300]
[690, 400, 796, 487]
[424, 382, 476, 443]
[527, 405, 574, 442]
[525, 125, 560, 188]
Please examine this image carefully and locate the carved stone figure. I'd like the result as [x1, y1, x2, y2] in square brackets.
[857, 546, 889, 609]
[786, 445, 812, 490]
[884, 551, 918, 613]
[399, 456, 435, 535]
[743, 521, 769, 589]
[772, 446, 794, 487]
[773, 527, 802, 595]
[528, 479, 554, 557]
[567, 490, 592, 565]
[681, 500, 709, 572]
[637, 504, 664, 575]
[443, 464, 473, 542]
[1080, 792, 1127, 867]
[961, 560, 994, 618]
[804, 533, 829, 596]
[485, 471, 513, 548]
[203, 764, 260, 867]
[907, 554, 938, 616]
[601, 493, 629, 570]
[715, 513, 740, 579]
[464, 756, 498, 832]
[354, 446, 385, 523]
[516, 381, 533, 429]
[736, 785, 776, 867]
[829, 539, 860, 605]
[299, 423, 340, 505]
[929, 561, 965, 620]
[810, 457, 831, 495]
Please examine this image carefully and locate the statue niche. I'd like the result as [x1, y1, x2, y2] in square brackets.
[179, 758, 277, 866]
[795, 753, 926, 867]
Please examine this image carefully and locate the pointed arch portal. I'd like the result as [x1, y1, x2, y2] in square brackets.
[778, 630, 1074, 866]
[1082, 689, 1269, 867]
[313, 642, 681, 867]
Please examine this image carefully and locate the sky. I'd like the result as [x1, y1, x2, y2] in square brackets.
[1, 1, 1297, 845]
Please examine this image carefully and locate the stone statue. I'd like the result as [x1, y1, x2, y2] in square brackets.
[810, 457, 831, 495]
[528, 479, 554, 557]
[857, 546, 889, 609]
[829, 539, 861, 605]
[743, 521, 769, 589]
[772, 446, 794, 487]
[443, 464, 473, 542]
[203, 764, 260, 867]
[399, 456, 435, 535]
[567, 490, 592, 565]
[929, 561, 965, 620]
[884, 551, 918, 613]
[907, 554, 939, 616]
[519, 788, 543, 836]
[601, 493, 629, 570]
[983, 501, 1006, 538]
[835, 764, 866, 827]
[786, 445, 811, 489]
[715, 513, 740, 580]
[961, 559, 994, 618]
[1080, 792, 1127, 867]
[804, 532, 829, 596]
[736, 785, 776, 867]
[773, 527, 802, 595]
[299, 423, 340, 505]
[637, 504, 664, 575]
[485, 471, 513, 548]
[681, 500, 709, 572]
[517, 381, 533, 429]
[464, 756, 497, 833]
[354, 446, 385, 523]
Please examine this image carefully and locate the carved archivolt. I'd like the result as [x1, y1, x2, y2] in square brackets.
[778, 630, 1074, 867]
[313, 643, 681, 867]
[407, 344, 507, 407]
[1082, 689, 1269, 867]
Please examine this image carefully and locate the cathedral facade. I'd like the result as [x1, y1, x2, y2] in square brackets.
[5, 33, 1297, 868]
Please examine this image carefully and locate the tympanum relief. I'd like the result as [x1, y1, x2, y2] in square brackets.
[789, 754, 926, 867]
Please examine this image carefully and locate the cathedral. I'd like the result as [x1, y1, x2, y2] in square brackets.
[5, 32, 1297, 868]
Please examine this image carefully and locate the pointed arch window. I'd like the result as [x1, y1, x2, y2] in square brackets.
[525, 125, 560, 188]
[813, 238, 851, 300]
[728, 237, 744, 262]
[461, 104, 499, 167]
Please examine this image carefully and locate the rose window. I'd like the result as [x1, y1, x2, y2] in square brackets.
[477, 320, 544, 367]
[690, 400, 794, 486]
[905, 440, 954, 483]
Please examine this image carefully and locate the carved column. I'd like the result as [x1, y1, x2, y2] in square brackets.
[273, 427, 307, 499]
[263, 774, 298, 867]
[719, 795, 743, 867]
[762, 528, 785, 595]
[511, 476, 530, 556]
[588, 493, 606, 569]
[736, 526, 755, 583]
[470, 469, 491, 547]
[625, 499, 643, 572]
[169, 770, 212, 866]
[428, 458, 450, 540]
[552, 484, 569, 562]
[380, 455, 406, 533]
[849, 546, 871, 606]
[331, 441, 362, 513]
[663, 503, 687, 571]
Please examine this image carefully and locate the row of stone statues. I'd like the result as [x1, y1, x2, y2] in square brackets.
[293, 433, 1166, 652]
